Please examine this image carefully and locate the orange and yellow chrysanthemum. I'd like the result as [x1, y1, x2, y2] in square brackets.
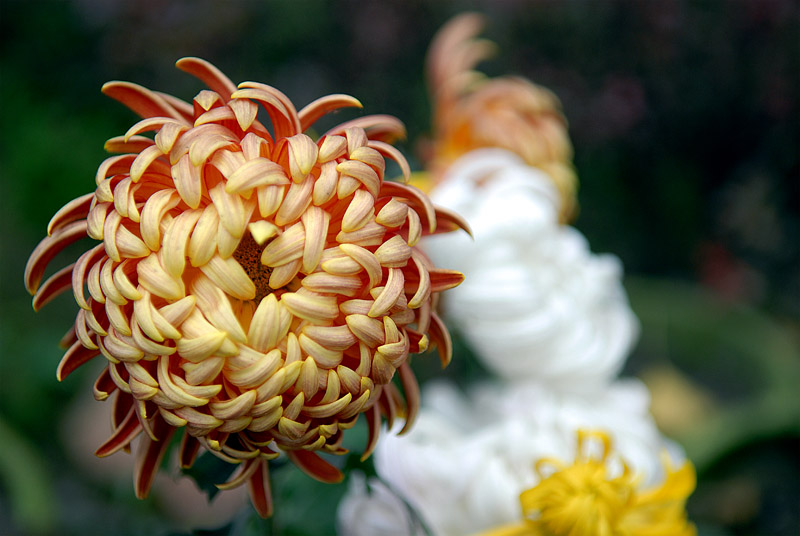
[24, 57, 467, 517]
[425, 13, 578, 221]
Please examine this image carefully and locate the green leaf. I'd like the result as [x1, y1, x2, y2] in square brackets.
[626, 277, 800, 471]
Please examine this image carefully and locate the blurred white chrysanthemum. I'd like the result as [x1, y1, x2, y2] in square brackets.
[338, 379, 687, 536]
[424, 149, 639, 390]
[337, 473, 427, 536]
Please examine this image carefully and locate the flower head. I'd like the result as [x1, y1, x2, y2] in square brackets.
[425, 150, 637, 390]
[480, 430, 696, 536]
[339, 380, 685, 536]
[24, 57, 466, 517]
[425, 13, 577, 221]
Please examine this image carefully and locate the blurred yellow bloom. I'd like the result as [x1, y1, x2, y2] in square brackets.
[24, 57, 466, 517]
[479, 430, 696, 536]
[425, 13, 578, 221]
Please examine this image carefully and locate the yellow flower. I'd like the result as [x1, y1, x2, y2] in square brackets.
[425, 13, 578, 221]
[479, 430, 696, 536]
[24, 57, 467, 517]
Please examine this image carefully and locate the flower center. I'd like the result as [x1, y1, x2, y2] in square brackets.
[527, 461, 632, 536]
[233, 232, 273, 303]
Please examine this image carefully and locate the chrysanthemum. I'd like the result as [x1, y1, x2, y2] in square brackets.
[479, 430, 696, 536]
[24, 57, 466, 517]
[425, 13, 577, 221]
[425, 149, 638, 390]
[338, 380, 689, 536]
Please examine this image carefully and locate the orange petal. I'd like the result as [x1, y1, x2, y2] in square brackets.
[247, 460, 274, 519]
[56, 340, 101, 381]
[429, 268, 465, 292]
[361, 402, 381, 461]
[33, 263, 74, 311]
[25, 220, 88, 294]
[102, 81, 186, 122]
[298, 94, 362, 132]
[287, 450, 344, 484]
[178, 433, 202, 469]
[368, 140, 410, 182]
[133, 416, 176, 499]
[379, 181, 436, 233]
[324, 115, 406, 143]
[432, 206, 473, 236]
[95, 405, 141, 457]
[428, 312, 453, 368]
[397, 362, 420, 434]
[47, 193, 94, 236]
[93, 367, 117, 401]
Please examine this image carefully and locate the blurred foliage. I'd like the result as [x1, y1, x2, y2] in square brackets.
[0, 0, 797, 535]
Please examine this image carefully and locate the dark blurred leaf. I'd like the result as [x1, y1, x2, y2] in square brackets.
[165, 523, 234, 536]
[0, 415, 57, 535]
[181, 452, 239, 502]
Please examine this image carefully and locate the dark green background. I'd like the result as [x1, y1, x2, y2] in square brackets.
[1, 1, 797, 535]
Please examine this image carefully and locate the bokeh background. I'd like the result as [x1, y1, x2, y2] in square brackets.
[1, 1, 798, 535]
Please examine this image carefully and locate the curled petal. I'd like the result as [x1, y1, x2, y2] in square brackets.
[248, 294, 288, 353]
[178, 57, 237, 101]
[247, 461, 273, 519]
[301, 206, 330, 273]
[229, 98, 259, 131]
[261, 222, 305, 267]
[299, 94, 362, 132]
[324, 115, 406, 143]
[56, 341, 101, 382]
[199, 255, 256, 301]
[281, 292, 339, 324]
[287, 134, 319, 181]
[140, 189, 179, 251]
[429, 268, 465, 292]
[397, 362, 420, 434]
[95, 405, 141, 457]
[336, 221, 386, 248]
[317, 135, 348, 164]
[25, 220, 88, 295]
[336, 160, 380, 198]
[346, 314, 385, 348]
[374, 235, 412, 267]
[432, 205, 473, 236]
[33, 263, 74, 311]
[287, 450, 343, 484]
[134, 417, 176, 499]
[226, 158, 289, 194]
[188, 204, 220, 267]
[361, 402, 381, 461]
[104, 136, 154, 155]
[102, 81, 186, 122]
[380, 181, 437, 233]
[137, 254, 185, 301]
[172, 154, 203, 209]
[368, 140, 410, 182]
[342, 190, 375, 233]
[368, 268, 404, 317]
[274, 175, 314, 227]
[47, 193, 93, 236]
[375, 199, 408, 228]
[339, 243, 382, 288]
